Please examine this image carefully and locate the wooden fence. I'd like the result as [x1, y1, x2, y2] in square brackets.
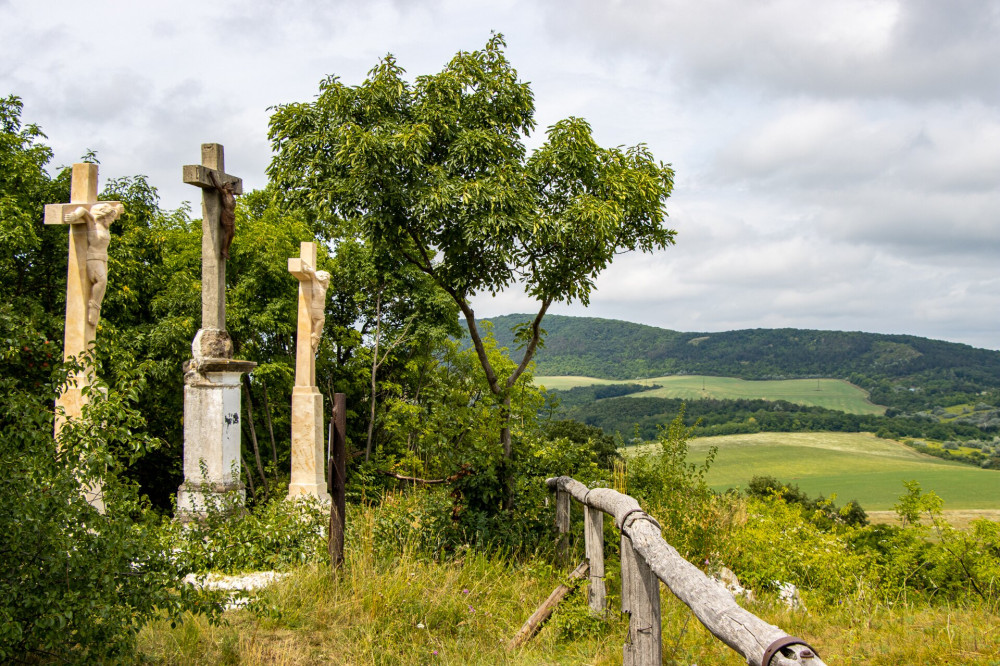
[545, 476, 827, 666]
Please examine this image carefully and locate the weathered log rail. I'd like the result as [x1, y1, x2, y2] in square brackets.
[545, 476, 826, 666]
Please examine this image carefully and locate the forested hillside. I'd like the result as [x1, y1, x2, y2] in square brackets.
[486, 314, 1000, 412]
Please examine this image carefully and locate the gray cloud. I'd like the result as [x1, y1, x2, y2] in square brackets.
[545, 0, 1000, 103]
[3, 0, 998, 350]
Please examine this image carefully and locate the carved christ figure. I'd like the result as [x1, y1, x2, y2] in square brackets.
[64, 202, 125, 326]
[301, 264, 330, 355]
[207, 170, 237, 259]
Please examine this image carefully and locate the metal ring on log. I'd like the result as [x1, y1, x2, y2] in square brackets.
[762, 636, 819, 666]
[618, 507, 662, 535]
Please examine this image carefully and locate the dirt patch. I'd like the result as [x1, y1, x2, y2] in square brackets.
[867, 510, 1000, 530]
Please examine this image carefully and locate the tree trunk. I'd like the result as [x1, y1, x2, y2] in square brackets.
[501, 393, 513, 458]
[242, 375, 267, 489]
[241, 453, 256, 498]
[365, 290, 382, 461]
[260, 379, 279, 477]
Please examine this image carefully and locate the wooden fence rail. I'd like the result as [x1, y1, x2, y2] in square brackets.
[545, 476, 826, 666]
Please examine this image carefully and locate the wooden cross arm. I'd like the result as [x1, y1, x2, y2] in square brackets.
[288, 257, 316, 281]
[44, 201, 123, 226]
[182, 165, 243, 194]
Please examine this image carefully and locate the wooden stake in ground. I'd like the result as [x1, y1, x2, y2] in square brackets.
[555, 488, 570, 564]
[507, 561, 589, 650]
[45, 162, 124, 512]
[584, 504, 606, 613]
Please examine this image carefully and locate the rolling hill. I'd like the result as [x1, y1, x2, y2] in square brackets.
[484, 314, 1000, 413]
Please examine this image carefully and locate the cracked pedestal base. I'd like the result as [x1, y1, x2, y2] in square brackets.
[175, 355, 256, 521]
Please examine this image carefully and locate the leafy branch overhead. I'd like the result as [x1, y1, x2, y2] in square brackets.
[268, 34, 676, 463]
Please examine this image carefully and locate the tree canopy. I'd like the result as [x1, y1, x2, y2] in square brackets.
[267, 34, 676, 461]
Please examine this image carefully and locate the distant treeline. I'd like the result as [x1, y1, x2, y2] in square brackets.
[557, 392, 999, 445]
[486, 314, 1000, 412]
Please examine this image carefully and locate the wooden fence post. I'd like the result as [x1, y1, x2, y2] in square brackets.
[621, 533, 633, 616]
[547, 476, 827, 666]
[555, 489, 570, 564]
[622, 532, 661, 666]
[584, 504, 606, 613]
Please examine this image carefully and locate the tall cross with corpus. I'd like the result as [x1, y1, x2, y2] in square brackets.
[44, 163, 123, 512]
[44, 163, 123, 408]
[183, 143, 243, 337]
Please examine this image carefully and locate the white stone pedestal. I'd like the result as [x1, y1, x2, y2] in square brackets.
[176, 357, 256, 519]
[287, 386, 331, 501]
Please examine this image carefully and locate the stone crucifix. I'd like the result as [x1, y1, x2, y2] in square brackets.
[287, 241, 331, 500]
[44, 164, 124, 415]
[44, 162, 125, 511]
[176, 143, 256, 519]
[182, 143, 242, 360]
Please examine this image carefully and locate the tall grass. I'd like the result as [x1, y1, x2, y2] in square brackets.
[137, 498, 1000, 665]
[138, 502, 628, 664]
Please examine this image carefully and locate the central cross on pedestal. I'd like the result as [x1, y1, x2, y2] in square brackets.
[183, 143, 243, 359]
[177, 143, 256, 520]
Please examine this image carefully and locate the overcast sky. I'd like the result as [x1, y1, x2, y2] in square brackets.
[3, 0, 998, 350]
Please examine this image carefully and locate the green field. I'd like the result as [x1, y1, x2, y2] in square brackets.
[536, 375, 885, 415]
[640, 432, 1000, 511]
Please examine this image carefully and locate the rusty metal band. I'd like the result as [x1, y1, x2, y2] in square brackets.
[762, 635, 818, 666]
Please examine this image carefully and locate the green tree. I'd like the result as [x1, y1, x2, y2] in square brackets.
[267, 35, 676, 481]
[894, 480, 944, 527]
[0, 95, 69, 337]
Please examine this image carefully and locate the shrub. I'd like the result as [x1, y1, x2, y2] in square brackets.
[0, 312, 222, 662]
[167, 493, 330, 574]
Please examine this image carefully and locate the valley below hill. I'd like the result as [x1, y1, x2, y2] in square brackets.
[486, 313, 1000, 480]
[674, 431, 999, 511]
[486, 313, 1000, 414]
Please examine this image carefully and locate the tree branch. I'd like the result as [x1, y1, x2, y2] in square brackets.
[506, 298, 551, 389]
[455, 299, 502, 397]
[377, 464, 472, 484]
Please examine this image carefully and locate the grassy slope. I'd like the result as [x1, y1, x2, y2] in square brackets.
[131, 485, 1000, 666]
[657, 432, 1000, 510]
[537, 375, 885, 415]
[137, 533, 1000, 665]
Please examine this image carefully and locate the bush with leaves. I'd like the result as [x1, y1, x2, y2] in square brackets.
[167, 492, 330, 574]
[0, 310, 222, 662]
[746, 474, 868, 529]
[624, 407, 724, 563]
[712, 479, 1000, 608]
